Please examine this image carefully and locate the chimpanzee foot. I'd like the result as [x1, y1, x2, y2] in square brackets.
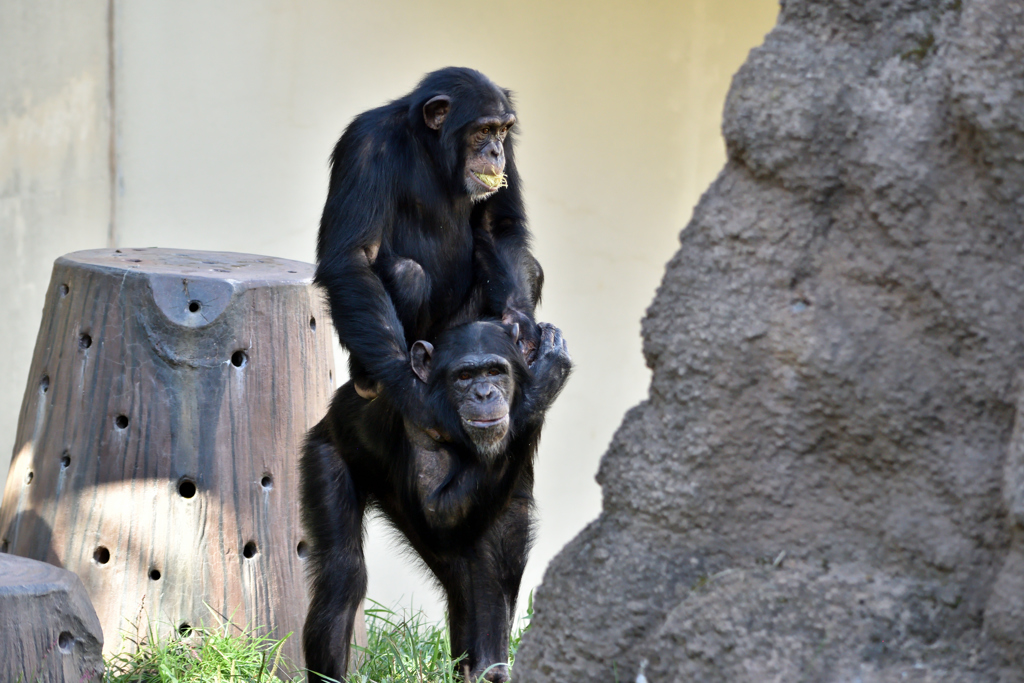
[471, 663, 510, 682]
[354, 379, 382, 400]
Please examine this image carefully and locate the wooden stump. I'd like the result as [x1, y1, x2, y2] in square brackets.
[0, 248, 361, 673]
[0, 553, 104, 683]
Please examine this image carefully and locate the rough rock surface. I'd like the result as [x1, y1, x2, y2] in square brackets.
[515, 0, 1024, 681]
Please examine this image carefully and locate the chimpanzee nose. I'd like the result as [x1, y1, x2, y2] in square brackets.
[474, 383, 494, 400]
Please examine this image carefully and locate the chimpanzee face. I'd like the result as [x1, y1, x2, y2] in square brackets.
[410, 322, 523, 462]
[421, 93, 516, 201]
[446, 353, 515, 460]
[462, 115, 515, 200]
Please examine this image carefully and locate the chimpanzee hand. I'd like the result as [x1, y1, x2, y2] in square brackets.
[531, 323, 571, 372]
[522, 323, 572, 419]
[502, 309, 541, 364]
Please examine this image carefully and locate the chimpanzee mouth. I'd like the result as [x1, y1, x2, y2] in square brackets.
[470, 171, 507, 192]
[463, 415, 509, 429]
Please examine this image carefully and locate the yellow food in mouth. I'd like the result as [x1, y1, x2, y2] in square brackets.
[474, 172, 508, 190]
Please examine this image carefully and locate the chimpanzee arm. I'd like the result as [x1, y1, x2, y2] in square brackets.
[411, 437, 515, 533]
[315, 126, 424, 417]
[473, 141, 544, 345]
[422, 463, 487, 530]
[518, 323, 572, 428]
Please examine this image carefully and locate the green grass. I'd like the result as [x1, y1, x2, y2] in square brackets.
[103, 622, 289, 682]
[100, 596, 533, 683]
[349, 594, 532, 683]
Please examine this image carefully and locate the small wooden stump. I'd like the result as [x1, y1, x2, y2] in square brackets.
[0, 248, 358, 672]
[0, 553, 104, 683]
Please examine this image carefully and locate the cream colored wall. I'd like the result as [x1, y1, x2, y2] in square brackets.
[0, 0, 112, 512]
[1, 1, 778, 621]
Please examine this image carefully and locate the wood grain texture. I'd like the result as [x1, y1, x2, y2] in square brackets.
[0, 248, 362, 673]
[0, 551, 104, 682]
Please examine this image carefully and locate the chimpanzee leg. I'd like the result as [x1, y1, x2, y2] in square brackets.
[300, 422, 367, 683]
[434, 492, 534, 683]
[439, 556, 474, 679]
[475, 493, 533, 681]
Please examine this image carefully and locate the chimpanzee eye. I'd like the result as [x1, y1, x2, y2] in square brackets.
[480, 127, 490, 136]
[459, 371, 472, 381]
[488, 368, 500, 376]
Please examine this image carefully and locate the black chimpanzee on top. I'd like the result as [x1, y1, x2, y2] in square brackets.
[315, 67, 543, 417]
[301, 321, 571, 683]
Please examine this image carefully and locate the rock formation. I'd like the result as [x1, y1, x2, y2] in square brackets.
[515, 0, 1024, 680]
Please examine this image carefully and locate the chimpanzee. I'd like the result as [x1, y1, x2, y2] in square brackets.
[300, 321, 571, 683]
[315, 67, 543, 418]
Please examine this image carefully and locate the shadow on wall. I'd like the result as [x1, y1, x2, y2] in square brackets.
[2, 508, 59, 569]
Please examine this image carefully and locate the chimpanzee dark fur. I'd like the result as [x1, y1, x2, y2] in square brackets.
[314, 67, 543, 421]
[301, 321, 571, 682]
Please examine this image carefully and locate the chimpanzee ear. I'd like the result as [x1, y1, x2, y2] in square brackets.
[423, 96, 451, 130]
[508, 323, 520, 345]
[410, 340, 434, 383]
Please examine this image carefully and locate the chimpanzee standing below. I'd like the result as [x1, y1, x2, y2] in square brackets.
[315, 67, 543, 418]
[301, 321, 572, 682]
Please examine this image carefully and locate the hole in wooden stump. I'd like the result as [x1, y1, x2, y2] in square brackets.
[188, 300, 201, 313]
[178, 623, 192, 635]
[79, 333, 92, 349]
[243, 541, 258, 559]
[24, 471, 33, 485]
[309, 316, 316, 331]
[59, 284, 69, 297]
[1, 539, 8, 553]
[61, 451, 71, 469]
[297, 541, 309, 559]
[178, 478, 197, 499]
[40, 376, 50, 394]
[93, 546, 110, 564]
[149, 568, 161, 581]
[115, 415, 129, 429]
[231, 350, 247, 368]
[287, 270, 297, 273]
[261, 475, 272, 490]
[58, 631, 74, 653]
